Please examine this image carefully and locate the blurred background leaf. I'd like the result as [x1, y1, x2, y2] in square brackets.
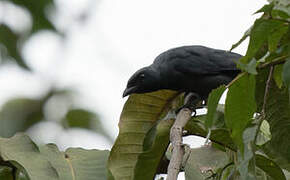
[9, 0, 57, 33]
[0, 24, 29, 69]
[0, 97, 43, 137]
[0, 87, 112, 147]
[62, 109, 113, 143]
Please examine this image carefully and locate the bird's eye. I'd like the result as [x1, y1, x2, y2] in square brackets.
[140, 74, 145, 78]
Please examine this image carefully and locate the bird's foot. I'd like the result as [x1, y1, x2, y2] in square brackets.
[175, 92, 201, 116]
[175, 105, 197, 116]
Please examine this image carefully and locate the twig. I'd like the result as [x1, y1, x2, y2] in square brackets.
[166, 108, 192, 180]
[258, 55, 288, 69]
[261, 66, 274, 115]
[254, 66, 274, 144]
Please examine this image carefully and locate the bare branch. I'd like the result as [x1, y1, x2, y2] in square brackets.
[166, 108, 192, 180]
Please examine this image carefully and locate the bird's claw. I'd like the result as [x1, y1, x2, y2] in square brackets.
[175, 92, 200, 116]
[192, 109, 197, 117]
[175, 105, 197, 116]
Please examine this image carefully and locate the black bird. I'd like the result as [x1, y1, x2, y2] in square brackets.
[123, 45, 241, 104]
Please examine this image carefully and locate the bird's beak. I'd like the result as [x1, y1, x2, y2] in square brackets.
[122, 86, 138, 97]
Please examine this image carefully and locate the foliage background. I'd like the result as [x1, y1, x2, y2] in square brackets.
[0, 0, 264, 151]
[1, 0, 282, 180]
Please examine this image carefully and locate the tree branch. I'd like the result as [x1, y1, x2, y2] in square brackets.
[166, 108, 192, 180]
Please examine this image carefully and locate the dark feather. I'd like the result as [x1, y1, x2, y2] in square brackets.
[123, 45, 241, 99]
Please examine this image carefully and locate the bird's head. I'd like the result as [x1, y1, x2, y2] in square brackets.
[123, 67, 161, 97]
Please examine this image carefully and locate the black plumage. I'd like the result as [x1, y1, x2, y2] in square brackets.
[123, 45, 241, 100]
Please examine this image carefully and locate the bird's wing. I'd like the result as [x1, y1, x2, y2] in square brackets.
[156, 46, 241, 75]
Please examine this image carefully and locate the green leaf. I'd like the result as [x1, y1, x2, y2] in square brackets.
[10, 0, 57, 33]
[0, 98, 43, 138]
[256, 154, 286, 180]
[62, 109, 113, 142]
[282, 58, 290, 87]
[256, 120, 271, 146]
[230, 27, 251, 51]
[205, 85, 226, 129]
[0, 24, 29, 69]
[108, 90, 180, 180]
[274, 64, 283, 88]
[237, 125, 258, 180]
[225, 74, 256, 152]
[63, 109, 95, 129]
[244, 19, 284, 63]
[238, 59, 258, 74]
[272, 3, 290, 20]
[185, 112, 236, 151]
[0, 134, 59, 180]
[0, 166, 13, 180]
[184, 146, 229, 180]
[40, 144, 110, 180]
[0, 134, 111, 180]
[255, 3, 274, 14]
[134, 119, 174, 179]
[268, 25, 288, 53]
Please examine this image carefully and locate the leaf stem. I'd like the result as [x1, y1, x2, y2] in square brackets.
[218, 162, 234, 180]
[227, 55, 288, 89]
[258, 55, 289, 69]
[226, 72, 246, 88]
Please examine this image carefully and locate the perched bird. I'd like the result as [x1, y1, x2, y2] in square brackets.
[123, 45, 241, 103]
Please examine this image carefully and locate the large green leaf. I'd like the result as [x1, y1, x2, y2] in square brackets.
[225, 74, 256, 152]
[0, 134, 111, 180]
[133, 118, 174, 179]
[242, 19, 285, 63]
[0, 134, 59, 180]
[108, 90, 180, 180]
[184, 145, 229, 180]
[40, 144, 110, 180]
